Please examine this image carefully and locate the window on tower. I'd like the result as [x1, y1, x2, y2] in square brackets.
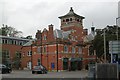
[63, 19, 65, 22]
[70, 18, 72, 21]
[66, 19, 69, 22]
[77, 19, 79, 22]
[80, 19, 82, 23]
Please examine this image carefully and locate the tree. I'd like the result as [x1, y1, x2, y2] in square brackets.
[0, 24, 23, 37]
[92, 25, 120, 59]
[12, 52, 21, 69]
[0, 24, 9, 36]
[92, 34, 104, 58]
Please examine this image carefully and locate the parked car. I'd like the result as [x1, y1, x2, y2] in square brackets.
[32, 65, 47, 74]
[0, 64, 12, 74]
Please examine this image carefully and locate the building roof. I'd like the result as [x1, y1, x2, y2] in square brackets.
[0, 35, 30, 41]
[43, 28, 48, 32]
[23, 40, 36, 47]
[58, 7, 85, 19]
[84, 33, 95, 42]
[54, 29, 71, 39]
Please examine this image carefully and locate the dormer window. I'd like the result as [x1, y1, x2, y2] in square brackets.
[43, 35, 47, 40]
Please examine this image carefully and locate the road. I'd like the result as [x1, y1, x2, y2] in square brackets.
[2, 70, 88, 78]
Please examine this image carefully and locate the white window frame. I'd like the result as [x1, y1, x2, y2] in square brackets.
[27, 50, 31, 56]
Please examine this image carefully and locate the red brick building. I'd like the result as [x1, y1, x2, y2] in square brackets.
[21, 7, 96, 71]
[0, 35, 29, 69]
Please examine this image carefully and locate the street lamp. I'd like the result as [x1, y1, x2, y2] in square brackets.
[116, 17, 120, 40]
[103, 29, 106, 63]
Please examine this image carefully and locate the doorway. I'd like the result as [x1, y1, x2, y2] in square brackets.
[27, 61, 31, 70]
[63, 58, 69, 70]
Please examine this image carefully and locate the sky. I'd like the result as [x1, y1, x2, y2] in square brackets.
[0, 0, 119, 38]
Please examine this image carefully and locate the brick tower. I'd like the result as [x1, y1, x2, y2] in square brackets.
[59, 7, 85, 31]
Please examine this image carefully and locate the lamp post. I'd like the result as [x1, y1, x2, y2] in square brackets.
[103, 29, 106, 63]
[116, 17, 120, 41]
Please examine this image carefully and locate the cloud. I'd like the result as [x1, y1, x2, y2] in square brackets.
[0, 0, 118, 37]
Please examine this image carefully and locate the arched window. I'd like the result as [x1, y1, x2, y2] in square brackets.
[66, 19, 69, 22]
[77, 19, 79, 22]
[70, 18, 72, 21]
[63, 19, 65, 22]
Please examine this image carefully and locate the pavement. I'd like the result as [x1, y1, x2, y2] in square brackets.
[2, 70, 88, 78]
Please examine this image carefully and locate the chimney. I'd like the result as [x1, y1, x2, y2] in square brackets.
[48, 24, 53, 31]
[35, 30, 41, 40]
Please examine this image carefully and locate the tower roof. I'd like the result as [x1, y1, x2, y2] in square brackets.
[58, 7, 85, 19]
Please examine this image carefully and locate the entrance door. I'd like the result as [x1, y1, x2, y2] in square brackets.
[63, 58, 68, 70]
[77, 61, 82, 70]
[71, 61, 77, 71]
[27, 61, 31, 70]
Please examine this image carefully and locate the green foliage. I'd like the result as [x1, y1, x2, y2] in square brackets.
[0, 24, 23, 37]
[12, 52, 21, 69]
[0, 24, 9, 36]
[93, 35, 104, 57]
[93, 25, 120, 58]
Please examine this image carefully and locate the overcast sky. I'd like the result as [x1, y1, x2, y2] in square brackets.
[0, 0, 119, 38]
